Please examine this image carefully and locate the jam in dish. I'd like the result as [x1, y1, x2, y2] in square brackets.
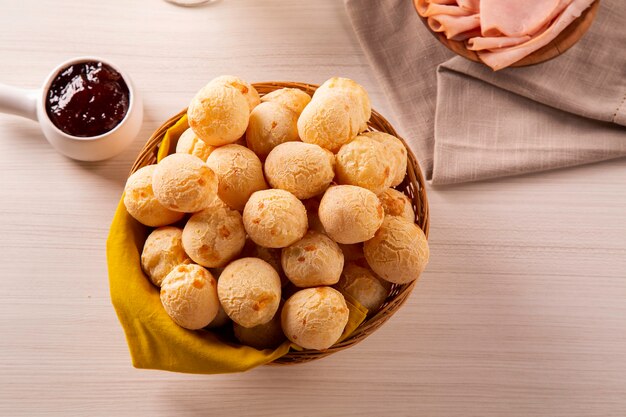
[46, 61, 130, 137]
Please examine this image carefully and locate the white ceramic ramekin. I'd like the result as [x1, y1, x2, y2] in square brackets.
[0, 56, 143, 161]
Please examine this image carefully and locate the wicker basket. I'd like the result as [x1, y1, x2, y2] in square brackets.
[414, 0, 600, 68]
[128, 81, 430, 365]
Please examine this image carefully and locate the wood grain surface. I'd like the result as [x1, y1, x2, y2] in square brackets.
[0, 0, 625, 416]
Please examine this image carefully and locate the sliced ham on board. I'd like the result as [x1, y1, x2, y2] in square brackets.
[477, 0, 596, 70]
[415, 0, 595, 70]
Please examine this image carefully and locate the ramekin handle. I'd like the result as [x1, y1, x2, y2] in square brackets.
[0, 84, 39, 121]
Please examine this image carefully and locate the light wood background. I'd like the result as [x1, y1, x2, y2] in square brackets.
[1, 1, 625, 416]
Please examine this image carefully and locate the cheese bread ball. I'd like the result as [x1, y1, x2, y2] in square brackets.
[336, 135, 393, 195]
[188, 82, 249, 146]
[281, 231, 344, 288]
[338, 243, 365, 262]
[206, 144, 268, 211]
[209, 75, 260, 112]
[302, 198, 326, 234]
[319, 185, 384, 244]
[217, 258, 282, 328]
[243, 189, 308, 248]
[175, 128, 215, 162]
[182, 198, 246, 268]
[315, 77, 371, 131]
[245, 101, 299, 161]
[336, 263, 390, 314]
[362, 131, 407, 186]
[378, 188, 415, 223]
[261, 88, 311, 115]
[160, 264, 219, 330]
[124, 165, 185, 227]
[241, 240, 288, 287]
[206, 303, 231, 329]
[233, 305, 285, 349]
[297, 93, 360, 153]
[364, 216, 429, 284]
[264, 142, 335, 199]
[141, 227, 191, 287]
[281, 287, 349, 350]
[152, 153, 218, 213]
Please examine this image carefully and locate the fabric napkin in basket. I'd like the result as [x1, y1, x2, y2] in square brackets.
[346, 0, 626, 185]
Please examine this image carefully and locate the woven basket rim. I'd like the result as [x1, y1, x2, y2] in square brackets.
[129, 81, 430, 365]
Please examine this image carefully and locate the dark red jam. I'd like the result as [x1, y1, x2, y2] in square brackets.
[45, 61, 130, 137]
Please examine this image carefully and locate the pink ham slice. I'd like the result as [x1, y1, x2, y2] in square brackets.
[415, 0, 457, 17]
[457, 0, 480, 13]
[478, 0, 596, 70]
[422, 3, 472, 17]
[428, 13, 481, 39]
[480, 0, 561, 37]
[467, 35, 532, 51]
[451, 27, 482, 41]
[467, 14, 552, 52]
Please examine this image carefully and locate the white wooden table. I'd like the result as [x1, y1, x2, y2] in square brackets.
[1, 1, 625, 416]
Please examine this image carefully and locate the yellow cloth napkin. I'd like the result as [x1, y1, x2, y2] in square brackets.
[106, 115, 368, 374]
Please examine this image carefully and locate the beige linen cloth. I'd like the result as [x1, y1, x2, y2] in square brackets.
[345, 0, 626, 185]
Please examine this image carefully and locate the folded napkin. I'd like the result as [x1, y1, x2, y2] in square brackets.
[346, 0, 626, 185]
